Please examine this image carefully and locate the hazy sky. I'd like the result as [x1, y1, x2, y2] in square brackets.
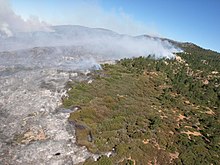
[6, 0, 220, 52]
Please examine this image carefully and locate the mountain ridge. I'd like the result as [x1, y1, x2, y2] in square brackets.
[1, 25, 215, 54]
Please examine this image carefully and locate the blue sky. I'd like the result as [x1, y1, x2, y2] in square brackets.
[10, 0, 220, 52]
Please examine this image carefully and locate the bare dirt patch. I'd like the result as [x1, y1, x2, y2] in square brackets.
[143, 139, 150, 144]
[181, 130, 202, 139]
[177, 114, 187, 121]
[169, 152, 179, 163]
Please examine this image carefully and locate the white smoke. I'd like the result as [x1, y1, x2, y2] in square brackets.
[0, 25, 181, 59]
[0, 23, 13, 37]
[0, 0, 158, 36]
[0, 0, 52, 36]
[0, 0, 181, 59]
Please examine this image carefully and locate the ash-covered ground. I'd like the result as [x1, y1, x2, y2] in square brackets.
[0, 48, 101, 164]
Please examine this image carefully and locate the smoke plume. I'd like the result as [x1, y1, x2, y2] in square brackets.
[0, 0, 181, 61]
[0, 0, 51, 37]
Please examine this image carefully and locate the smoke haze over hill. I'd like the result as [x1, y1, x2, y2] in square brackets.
[0, 25, 180, 60]
[0, 0, 181, 60]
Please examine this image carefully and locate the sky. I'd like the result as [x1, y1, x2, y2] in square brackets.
[2, 0, 220, 52]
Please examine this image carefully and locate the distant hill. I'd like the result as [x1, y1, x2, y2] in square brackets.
[0, 25, 183, 70]
[0, 25, 119, 52]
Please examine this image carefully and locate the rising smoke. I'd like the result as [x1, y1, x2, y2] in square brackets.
[0, 0, 181, 61]
[0, 0, 51, 37]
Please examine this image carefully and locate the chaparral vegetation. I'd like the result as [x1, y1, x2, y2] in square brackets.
[63, 43, 220, 164]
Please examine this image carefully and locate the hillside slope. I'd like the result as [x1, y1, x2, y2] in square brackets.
[63, 43, 220, 164]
